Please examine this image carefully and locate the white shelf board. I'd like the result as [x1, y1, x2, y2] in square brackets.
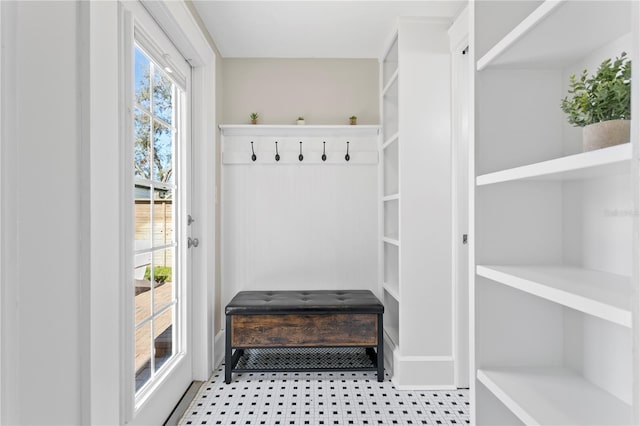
[477, 367, 631, 425]
[382, 133, 399, 150]
[383, 283, 399, 301]
[383, 237, 400, 247]
[382, 194, 399, 202]
[219, 124, 380, 137]
[476, 143, 631, 186]
[476, 265, 631, 328]
[477, 0, 631, 70]
[382, 69, 399, 97]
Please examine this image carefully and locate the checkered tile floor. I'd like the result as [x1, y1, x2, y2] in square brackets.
[179, 360, 470, 425]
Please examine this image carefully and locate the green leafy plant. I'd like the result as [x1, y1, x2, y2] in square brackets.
[144, 266, 172, 284]
[349, 115, 357, 120]
[561, 52, 631, 127]
[297, 116, 304, 120]
[250, 112, 259, 120]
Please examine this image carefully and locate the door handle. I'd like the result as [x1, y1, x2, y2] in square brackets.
[187, 237, 199, 248]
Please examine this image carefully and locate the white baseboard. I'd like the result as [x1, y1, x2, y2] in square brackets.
[390, 351, 455, 389]
[383, 334, 396, 374]
[213, 329, 225, 369]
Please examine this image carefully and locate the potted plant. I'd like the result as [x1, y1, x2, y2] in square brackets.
[561, 52, 631, 151]
[349, 115, 357, 125]
[296, 116, 305, 125]
[250, 112, 259, 125]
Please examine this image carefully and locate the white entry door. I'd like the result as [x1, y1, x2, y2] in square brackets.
[124, 2, 194, 423]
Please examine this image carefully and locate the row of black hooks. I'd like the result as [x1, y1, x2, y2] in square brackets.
[250, 141, 351, 162]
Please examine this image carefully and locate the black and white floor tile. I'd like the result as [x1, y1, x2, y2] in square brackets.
[178, 350, 470, 426]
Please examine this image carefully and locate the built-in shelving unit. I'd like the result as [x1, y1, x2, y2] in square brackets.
[472, 0, 638, 424]
[476, 0, 630, 70]
[476, 265, 631, 328]
[381, 32, 401, 368]
[477, 368, 632, 426]
[476, 143, 631, 185]
[379, 18, 454, 389]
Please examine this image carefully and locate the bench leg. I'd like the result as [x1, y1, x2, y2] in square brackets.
[225, 315, 232, 384]
[377, 313, 384, 382]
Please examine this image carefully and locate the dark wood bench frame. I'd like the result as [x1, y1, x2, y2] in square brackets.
[225, 291, 384, 384]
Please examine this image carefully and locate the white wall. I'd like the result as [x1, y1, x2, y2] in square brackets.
[2, 2, 86, 423]
[222, 58, 379, 125]
[221, 134, 379, 314]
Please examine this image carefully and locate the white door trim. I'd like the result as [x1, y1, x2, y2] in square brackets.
[448, 7, 470, 390]
[141, 0, 218, 384]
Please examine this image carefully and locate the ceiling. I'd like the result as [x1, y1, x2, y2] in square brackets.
[191, 1, 466, 58]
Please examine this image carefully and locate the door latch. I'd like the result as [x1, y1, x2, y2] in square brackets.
[187, 237, 199, 248]
[187, 215, 195, 225]
[462, 234, 468, 245]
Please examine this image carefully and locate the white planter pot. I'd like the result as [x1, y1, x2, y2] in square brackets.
[297, 119, 305, 125]
[583, 119, 630, 151]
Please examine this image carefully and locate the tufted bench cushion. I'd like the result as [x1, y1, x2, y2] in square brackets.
[225, 290, 384, 383]
[225, 290, 384, 315]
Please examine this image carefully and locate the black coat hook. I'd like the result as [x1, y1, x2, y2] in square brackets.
[322, 141, 327, 162]
[345, 141, 350, 162]
[251, 141, 257, 162]
[298, 141, 304, 161]
[275, 141, 280, 161]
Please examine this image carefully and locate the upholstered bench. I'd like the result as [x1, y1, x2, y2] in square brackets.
[225, 290, 384, 383]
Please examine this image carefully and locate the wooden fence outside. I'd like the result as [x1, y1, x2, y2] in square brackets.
[134, 198, 174, 268]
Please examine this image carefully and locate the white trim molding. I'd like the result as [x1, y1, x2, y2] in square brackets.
[392, 352, 456, 390]
[88, 1, 127, 424]
[213, 330, 225, 371]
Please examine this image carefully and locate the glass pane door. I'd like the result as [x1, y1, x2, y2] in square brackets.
[133, 45, 181, 393]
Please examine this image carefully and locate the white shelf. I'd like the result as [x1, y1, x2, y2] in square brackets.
[383, 237, 399, 247]
[382, 69, 399, 96]
[382, 194, 399, 202]
[476, 143, 631, 186]
[219, 124, 380, 137]
[477, 265, 631, 328]
[477, 0, 631, 70]
[383, 133, 399, 150]
[477, 367, 632, 425]
[383, 283, 399, 301]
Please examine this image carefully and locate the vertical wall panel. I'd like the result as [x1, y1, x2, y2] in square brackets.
[221, 133, 378, 313]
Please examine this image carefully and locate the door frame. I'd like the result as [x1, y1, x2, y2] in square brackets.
[87, 1, 216, 423]
[448, 7, 470, 389]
